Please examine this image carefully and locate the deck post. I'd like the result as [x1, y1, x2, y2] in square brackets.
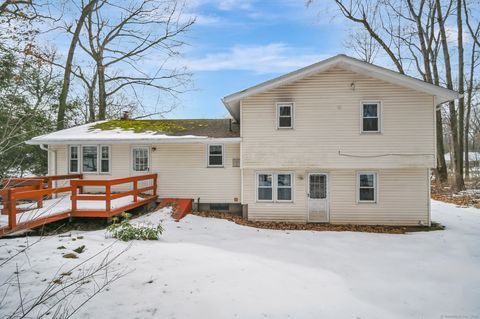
[37, 183, 43, 209]
[133, 180, 138, 202]
[153, 174, 157, 196]
[71, 183, 77, 212]
[8, 190, 16, 229]
[106, 184, 111, 212]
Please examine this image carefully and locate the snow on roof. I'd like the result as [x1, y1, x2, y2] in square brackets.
[444, 152, 480, 162]
[27, 120, 241, 145]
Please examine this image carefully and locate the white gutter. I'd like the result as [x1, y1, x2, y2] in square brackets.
[27, 137, 242, 145]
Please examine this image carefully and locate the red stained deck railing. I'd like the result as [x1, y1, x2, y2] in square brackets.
[1, 173, 158, 236]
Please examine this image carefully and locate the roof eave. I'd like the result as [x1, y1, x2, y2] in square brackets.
[26, 137, 242, 145]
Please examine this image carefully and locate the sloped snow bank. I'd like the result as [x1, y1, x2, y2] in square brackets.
[0, 201, 479, 318]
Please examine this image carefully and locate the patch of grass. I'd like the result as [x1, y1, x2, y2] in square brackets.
[106, 212, 163, 241]
[62, 253, 78, 259]
[91, 120, 209, 134]
[73, 245, 85, 253]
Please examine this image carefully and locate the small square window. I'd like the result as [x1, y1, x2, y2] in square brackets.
[277, 103, 294, 129]
[361, 102, 380, 133]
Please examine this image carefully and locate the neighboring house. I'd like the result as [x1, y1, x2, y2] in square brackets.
[27, 54, 459, 226]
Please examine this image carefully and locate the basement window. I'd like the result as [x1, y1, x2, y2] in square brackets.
[209, 203, 230, 211]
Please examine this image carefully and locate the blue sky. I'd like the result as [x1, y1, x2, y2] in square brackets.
[170, 0, 346, 119]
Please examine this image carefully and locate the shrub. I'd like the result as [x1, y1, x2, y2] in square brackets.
[106, 213, 163, 241]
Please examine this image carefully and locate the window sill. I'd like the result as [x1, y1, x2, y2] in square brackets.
[360, 131, 382, 134]
[207, 165, 224, 168]
[357, 201, 377, 204]
[277, 127, 294, 130]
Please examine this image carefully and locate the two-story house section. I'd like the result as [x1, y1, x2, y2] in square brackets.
[28, 55, 459, 226]
[223, 54, 458, 226]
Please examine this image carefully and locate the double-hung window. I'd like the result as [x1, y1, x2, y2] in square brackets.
[358, 172, 377, 203]
[68, 145, 111, 174]
[207, 144, 224, 167]
[277, 174, 292, 201]
[361, 102, 381, 133]
[257, 173, 273, 201]
[100, 146, 110, 173]
[69, 146, 79, 173]
[277, 103, 294, 129]
[257, 173, 294, 202]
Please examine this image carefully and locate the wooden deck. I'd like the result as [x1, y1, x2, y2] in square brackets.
[0, 174, 158, 237]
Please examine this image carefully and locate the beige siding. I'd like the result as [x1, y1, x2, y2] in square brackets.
[243, 168, 429, 226]
[152, 143, 241, 203]
[49, 143, 241, 203]
[241, 67, 436, 169]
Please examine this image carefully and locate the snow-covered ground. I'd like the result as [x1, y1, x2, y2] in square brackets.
[1, 200, 479, 318]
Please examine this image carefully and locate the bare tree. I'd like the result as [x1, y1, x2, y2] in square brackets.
[76, 0, 194, 121]
[57, 0, 98, 130]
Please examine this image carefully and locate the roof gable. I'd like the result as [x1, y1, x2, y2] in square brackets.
[222, 54, 459, 121]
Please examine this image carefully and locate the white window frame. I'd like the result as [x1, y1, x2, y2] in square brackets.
[360, 101, 382, 133]
[357, 171, 378, 203]
[256, 172, 294, 203]
[276, 102, 294, 129]
[81, 145, 99, 174]
[131, 145, 150, 173]
[256, 172, 274, 202]
[68, 145, 111, 174]
[99, 145, 111, 174]
[68, 145, 80, 173]
[207, 144, 224, 168]
[276, 173, 294, 202]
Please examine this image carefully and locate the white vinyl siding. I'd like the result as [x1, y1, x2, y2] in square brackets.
[241, 67, 435, 169]
[52, 143, 241, 203]
[244, 168, 429, 226]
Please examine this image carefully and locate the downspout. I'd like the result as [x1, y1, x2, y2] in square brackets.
[39, 144, 57, 176]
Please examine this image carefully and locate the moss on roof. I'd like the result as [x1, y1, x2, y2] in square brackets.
[91, 119, 240, 138]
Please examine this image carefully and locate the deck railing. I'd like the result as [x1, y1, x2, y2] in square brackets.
[2, 173, 158, 232]
[70, 173, 157, 216]
[8, 185, 74, 229]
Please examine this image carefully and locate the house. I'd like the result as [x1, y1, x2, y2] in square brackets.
[27, 54, 459, 226]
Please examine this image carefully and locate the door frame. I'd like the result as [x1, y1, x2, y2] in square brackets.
[307, 172, 330, 223]
[130, 145, 151, 175]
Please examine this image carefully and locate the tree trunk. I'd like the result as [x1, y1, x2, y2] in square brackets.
[436, 108, 449, 182]
[457, 0, 465, 180]
[436, 0, 464, 191]
[88, 72, 97, 122]
[465, 36, 477, 180]
[57, 0, 98, 130]
[97, 63, 106, 120]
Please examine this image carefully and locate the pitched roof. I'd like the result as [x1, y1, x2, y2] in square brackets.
[27, 119, 240, 145]
[222, 54, 460, 121]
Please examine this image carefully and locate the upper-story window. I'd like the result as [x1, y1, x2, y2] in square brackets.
[361, 102, 381, 133]
[277, 102, 294, 129]
[207, 144, 224, 167]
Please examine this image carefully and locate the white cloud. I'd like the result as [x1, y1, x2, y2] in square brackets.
[184, 43, 330, 74]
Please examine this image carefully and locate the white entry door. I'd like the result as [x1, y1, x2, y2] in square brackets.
[131, 146, 151, 190]
[308, 173, 329, 222]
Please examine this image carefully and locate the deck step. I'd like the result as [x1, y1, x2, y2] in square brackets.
[157, 198, 193, 221]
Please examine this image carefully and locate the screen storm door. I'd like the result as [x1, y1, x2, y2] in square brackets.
[308, 173, 329, 222]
